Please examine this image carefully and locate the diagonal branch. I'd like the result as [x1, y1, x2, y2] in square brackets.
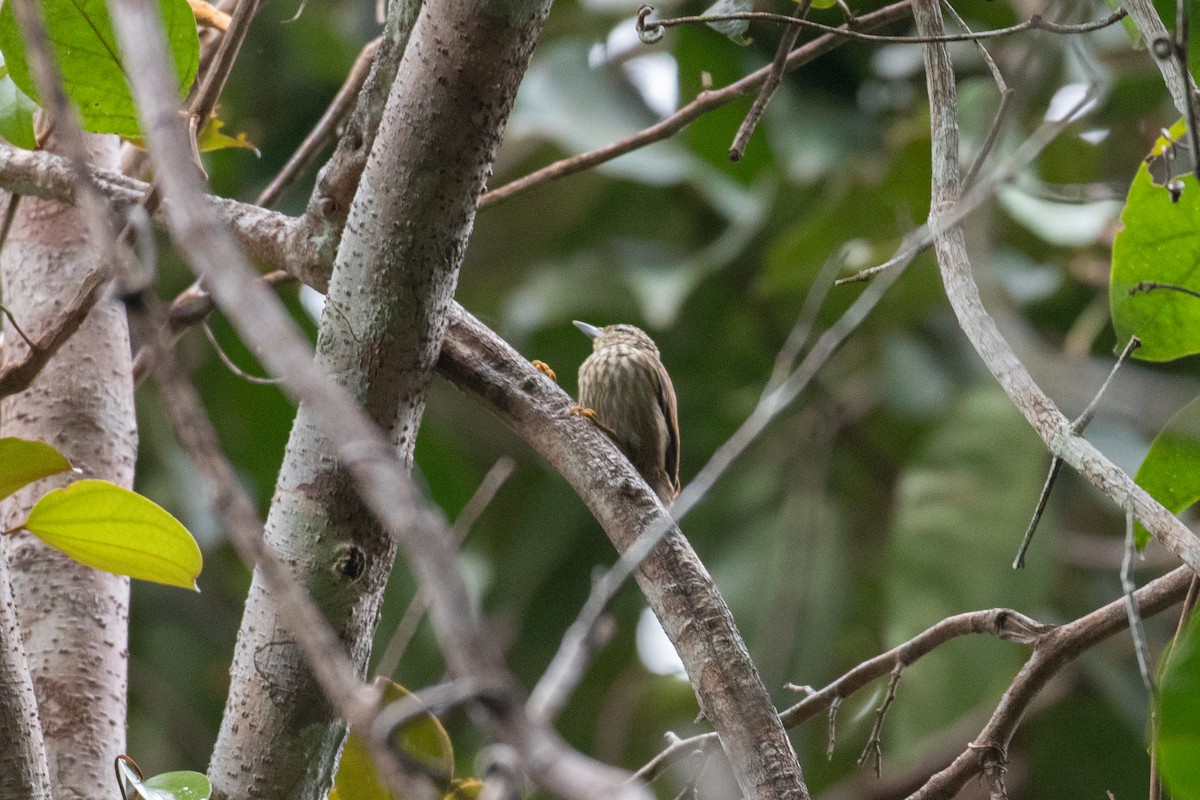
[910, 564, 1195, 799]
[440, 308, 811, 800]
[912, 0, 1200, 571]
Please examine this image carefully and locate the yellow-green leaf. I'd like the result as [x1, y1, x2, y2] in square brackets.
[196, 115, 258, 154]
[0, 438, 72, 501]
[23, 479, 202, 590]
[331, 681, 455, 800]
[444, 779, 481, 800]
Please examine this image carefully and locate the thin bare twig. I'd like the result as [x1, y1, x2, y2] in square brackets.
[766, 248, 844, 393]
[639, 7, 1126, 47]
[1014, 336, 1141, 569]
[728, 0, 812, 162]
[373, 457, 516, 679]
[479, 0, 914, 209]
[1012, 459, 1063, 570]
[256, 37, 381, 208]
[637, 562, 1195, 789]
[200, 320, 283, 384]
[857, 663, 902, 777]
[938, 0, 1010, 189]
[130, 270, 294, 385]
[0, 266, 108, 398]
[836, 82, 1099, 287]
[186, 0, 265, 157]
[826, 696, 841, 760]
[635, 607, 1052, 784]
[1122, 507, 1155, 692]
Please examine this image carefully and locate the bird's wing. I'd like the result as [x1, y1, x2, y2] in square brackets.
[654, 359, 681, 497]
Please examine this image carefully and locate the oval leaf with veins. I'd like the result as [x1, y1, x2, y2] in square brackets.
[23, 479, 202, 590]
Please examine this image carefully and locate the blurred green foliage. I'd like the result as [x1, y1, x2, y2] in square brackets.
[124, 0, 1199, 795]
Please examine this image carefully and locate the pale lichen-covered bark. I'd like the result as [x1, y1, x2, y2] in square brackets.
[0, 133, 135, 800]
[205, 0, 552, 797]
[0, 552, 49, 799]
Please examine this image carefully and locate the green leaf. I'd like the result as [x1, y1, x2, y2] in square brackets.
[195, 115, 258, 154]
[0, 437, 72, 500]
[1133, 394, 1200, 548]
[0, 0, 198, 137]
[331, 681, 455, 800]
[22, 479, 202, 590]
[444, 779, 481, 800]
[1158, 613, 1200, 800]
[0, 52, 35, 149]
[1110, 122, 1200, 362]
[142, 771, 213, 800]
[702, 0, 752, 45]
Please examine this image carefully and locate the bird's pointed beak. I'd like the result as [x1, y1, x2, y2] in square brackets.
[573, 320, 602, 339]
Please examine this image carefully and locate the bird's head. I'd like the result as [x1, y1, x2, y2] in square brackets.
[573, 320, 660, 356]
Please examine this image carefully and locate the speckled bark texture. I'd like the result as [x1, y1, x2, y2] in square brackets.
[206, 0, 552, 797]
[0, 551, 49, 799]
[0, 133, 135, 800]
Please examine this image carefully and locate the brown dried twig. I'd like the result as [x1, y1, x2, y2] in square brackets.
[0, 267, 108, 398]
[728, 0, 812, 162]
[479, 0, 914, 209]
[639, 7, 1126, 46]
[256, 37, 382, 208]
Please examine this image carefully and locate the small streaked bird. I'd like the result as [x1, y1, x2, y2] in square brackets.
[573, 321, 680, 504]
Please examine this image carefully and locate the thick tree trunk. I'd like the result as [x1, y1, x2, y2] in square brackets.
[206, 0, 552, 797]
[0, 133, 135, 800]
[0, 549, 49, 798]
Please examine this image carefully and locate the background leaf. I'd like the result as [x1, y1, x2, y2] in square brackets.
[1133, 394, 1200, 547]
[330, 680, 456, 800]
[702, 0, 753, 46]
[23, 479, 202, 590]
[1158, 613, 1200, 800]
[0, 437, 71, 500]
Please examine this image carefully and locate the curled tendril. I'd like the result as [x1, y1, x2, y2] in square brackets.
[637, 5, 664, 43]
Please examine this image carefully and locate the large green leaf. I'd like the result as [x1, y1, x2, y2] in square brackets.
[0, 437, 72, 500]
[1159, 613, 1200, 800]
[0, 0, 198, 137]
[22, 479, 202, 590]
[1133, 394, 1200, 548]
[1110, 122, 1200, 362]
